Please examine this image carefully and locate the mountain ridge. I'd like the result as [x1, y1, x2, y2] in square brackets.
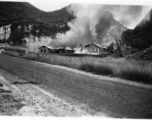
[0, 2, 73, 27]
[121, 9, 152, 50]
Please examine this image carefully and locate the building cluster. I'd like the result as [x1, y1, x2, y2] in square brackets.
[38, 43, 108, 55]
[0, 43, 109, 55]
[38, 46, 74, 54]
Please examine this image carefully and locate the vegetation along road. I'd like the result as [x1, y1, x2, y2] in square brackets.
[0, 54, 152, 118]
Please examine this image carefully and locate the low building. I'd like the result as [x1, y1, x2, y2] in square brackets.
[38, 46, 55, 54]
[2, 46, 28, 55]
[0, 48, 4, 54]
[84, 43, 103, 54]
[54, 47, 65, 53]
[0, 43, 9, 48]
[39, 46, 75, 54]
[64, 47, 74, 53]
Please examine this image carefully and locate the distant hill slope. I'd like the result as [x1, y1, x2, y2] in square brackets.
[0, 2, 73, 27]
[0, 2, 74, 45]
[0, 2, 43, 26]
[40, 7, 74, 25]
[121, 9, 152, 50]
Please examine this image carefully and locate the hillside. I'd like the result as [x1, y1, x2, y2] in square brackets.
[0, 2, 43, 26]
[0, 2, 74, 45]
[121, 9, 152, 50]
[0, 2, 73, 27]
[40, 7, 74, 25]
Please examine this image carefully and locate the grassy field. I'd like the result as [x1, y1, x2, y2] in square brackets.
[2, 51, 152, 84]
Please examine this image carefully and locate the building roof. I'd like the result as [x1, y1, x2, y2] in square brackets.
[55, 47, 64, 50]
[65, 47, 72, 50]
[3, 46, 28, 51]
[39, 46, 54, 50]
[84, 43, 101, 48]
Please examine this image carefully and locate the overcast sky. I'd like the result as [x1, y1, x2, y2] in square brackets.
[29, 0, 152, 12]
[1, 0, 152, 12]
[29, 0, 71, 12]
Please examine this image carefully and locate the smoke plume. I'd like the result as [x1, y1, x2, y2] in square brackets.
[25, 36, 53, 52]
[54, 4, 151, 47]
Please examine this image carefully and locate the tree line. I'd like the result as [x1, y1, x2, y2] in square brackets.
[0, 22, 70, 45]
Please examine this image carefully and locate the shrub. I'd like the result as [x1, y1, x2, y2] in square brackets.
[81, 63, 113, 75]
[118, 70, 152, 83]
[2, 51, 19, 57]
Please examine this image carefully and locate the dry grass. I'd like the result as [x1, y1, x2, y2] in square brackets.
[8, 52, 152, 84]
[2, 51, 19, 57]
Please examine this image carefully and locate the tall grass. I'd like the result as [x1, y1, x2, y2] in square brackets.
[2, 51, 19, 57]
[9, 52, 152, 84]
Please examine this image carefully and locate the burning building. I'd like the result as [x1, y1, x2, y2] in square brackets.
[38, 46, 55, 54]
[64, 47, 75, 53]
[38, 46, 74, 54]
[84, 43, 102, 54]
[53, 4, 151, 50]
[54, 47, 65, 53]
[37, 5, 151, 55]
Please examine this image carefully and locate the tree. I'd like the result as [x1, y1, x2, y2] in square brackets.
[107, 43, 114, 53]
[9, 24, 25, 45]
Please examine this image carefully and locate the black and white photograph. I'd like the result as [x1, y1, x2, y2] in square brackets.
[0, 0, 152, 118]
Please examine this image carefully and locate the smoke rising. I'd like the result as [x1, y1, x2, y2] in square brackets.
[54, 4, 151, 47]
[25, 36, 53, 52]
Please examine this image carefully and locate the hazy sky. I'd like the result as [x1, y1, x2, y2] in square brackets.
[29, 0, 152, 12]
[29, 0, 71, 12]
[1, 0, 152, 12]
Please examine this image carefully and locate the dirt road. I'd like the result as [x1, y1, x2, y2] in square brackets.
[0, 70, 90, 116]
[0, 54, 152, 118]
